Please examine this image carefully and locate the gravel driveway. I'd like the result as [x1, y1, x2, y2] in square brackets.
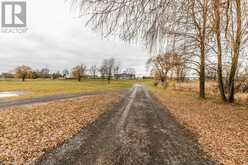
[36, 85, 218, 165]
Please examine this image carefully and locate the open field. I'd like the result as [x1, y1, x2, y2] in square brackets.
[0, 79, 136, 100]
[147, 82, 248, 165]
[0, 92, 123, 164]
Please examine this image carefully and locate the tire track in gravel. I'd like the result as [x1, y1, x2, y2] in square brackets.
[36, 85, 219, 165]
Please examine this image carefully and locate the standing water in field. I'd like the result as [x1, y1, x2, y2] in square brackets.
[0, 92, 21, 98]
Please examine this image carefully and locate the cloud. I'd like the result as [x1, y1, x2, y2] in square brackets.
[0, 0, 149, 75]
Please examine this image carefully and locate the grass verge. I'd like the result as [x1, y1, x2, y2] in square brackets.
[148, 84, 248, 165]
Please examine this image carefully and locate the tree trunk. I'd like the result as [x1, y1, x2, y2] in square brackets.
[217, 49, 227, 101]
[107, 73, 111, 84]
[22, 76, 25, 82]
[108, 77, 110, 84]
[176, 66, 180, 82]
[228, 80, 235, 103]
[78, 76, 81, 82]
[228, 55, 239, 103]
[227, 0, 241, 103]
[160, 77, 167, 88]
[198, 1, 207, 99]
[214, 0, 227, 101]
[199, 41, 206, 99]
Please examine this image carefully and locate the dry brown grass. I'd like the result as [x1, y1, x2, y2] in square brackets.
[172, 81, 248, 104]
[0, 94, 122, 164]
[150, 86, 248, 165]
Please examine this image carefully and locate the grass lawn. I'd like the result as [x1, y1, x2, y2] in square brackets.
[0, 79, 136, 100]
[146, 82, 248, 165]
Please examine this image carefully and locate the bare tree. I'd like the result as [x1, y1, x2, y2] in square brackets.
[72, 64, 87, 82]
[75, 0, 248, 102]
[224, 0, 247, 102]
[168, 53, 188, 81]
[114, 62, 121, 80]
[15, 65, 32, 82]
[39, 67, 50, 78]
[74, 0, 211, 98]
[90, 65, 98, 79]
[180, 0, 212, 98]
[32, 70, 39, 79]
[62, 69, 69, 78]
[101, 58, 116, 84]
[210, 0, 248, 102]
[99, 65, 107, 79]
[147, 52, 180, 87]
[124, 68, 136, 80]
[210, 0, 227, 101]
[51, 71, 62, 80]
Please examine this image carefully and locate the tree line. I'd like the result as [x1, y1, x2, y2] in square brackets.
[75, 0, 248, 103]
[3, 58, 136, 83]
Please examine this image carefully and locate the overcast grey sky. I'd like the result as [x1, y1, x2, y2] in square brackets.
[0, 0, 150, 76]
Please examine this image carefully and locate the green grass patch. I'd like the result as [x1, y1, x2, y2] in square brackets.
[0, 79, 137, 100]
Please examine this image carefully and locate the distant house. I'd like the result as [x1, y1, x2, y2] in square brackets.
[114, 73, 136, 80]
[1, 73, 15, 79]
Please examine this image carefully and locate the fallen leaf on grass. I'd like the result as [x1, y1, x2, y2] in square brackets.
[151, 87, 248, 165]
[0, 93, 122, 164]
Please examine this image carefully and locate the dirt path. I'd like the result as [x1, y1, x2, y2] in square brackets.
[0, 90, 126, 110]
[36, 85, 218, 165]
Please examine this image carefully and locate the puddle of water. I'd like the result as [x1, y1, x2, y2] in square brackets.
[0, 92, 21, 98]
